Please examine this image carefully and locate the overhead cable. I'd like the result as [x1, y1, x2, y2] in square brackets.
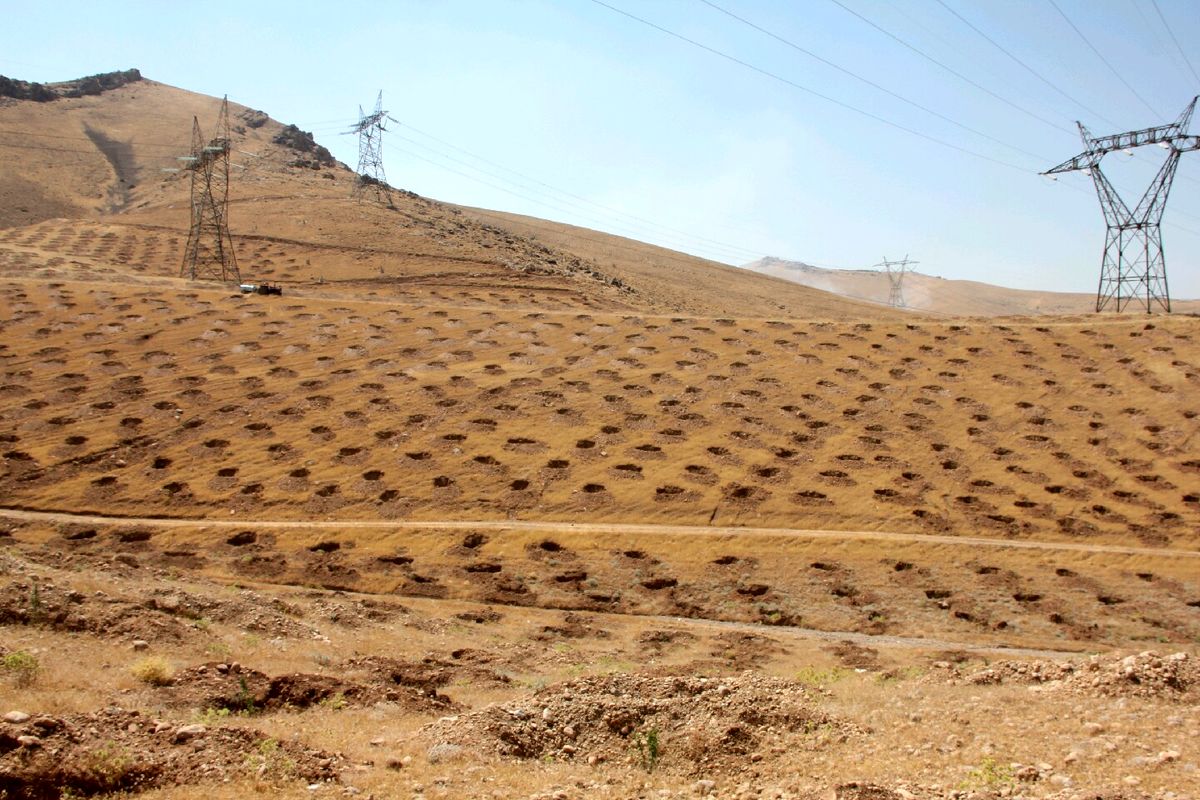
[587, 0, 1033, 173]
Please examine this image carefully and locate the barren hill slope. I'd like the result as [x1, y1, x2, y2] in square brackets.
[0, 73, 898, 319]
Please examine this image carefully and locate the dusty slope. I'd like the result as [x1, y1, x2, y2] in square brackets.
[2, 537, 1196, 800]
[1, 276, 1196, 544]
[746, 256, 1200, 317]
[458, 209, 899, 319]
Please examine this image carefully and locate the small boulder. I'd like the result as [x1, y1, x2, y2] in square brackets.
[173, 723, 207, 743]
[3, 711, 31, 724]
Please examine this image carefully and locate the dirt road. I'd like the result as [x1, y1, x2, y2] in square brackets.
[3, 505, 1195, 559]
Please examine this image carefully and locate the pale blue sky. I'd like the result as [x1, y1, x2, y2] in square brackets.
[3, 0, 1199, 296]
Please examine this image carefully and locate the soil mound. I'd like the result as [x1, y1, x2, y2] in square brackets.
[960, 651, 1197, 699]
[0, 579, 320, 643]
[423, 672, 856, 773]
[0, 579, 192, 643]
[165, 660, 455, 713]
[344, 653, 511, 691]
[0, 706, 341, 799]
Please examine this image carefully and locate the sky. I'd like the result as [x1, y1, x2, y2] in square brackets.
[3, 0, 1200, 297]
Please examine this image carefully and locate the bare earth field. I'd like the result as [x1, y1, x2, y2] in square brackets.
[1, 73, 1198, 800]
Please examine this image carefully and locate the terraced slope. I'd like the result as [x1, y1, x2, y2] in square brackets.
[1, 278, 1195, 545]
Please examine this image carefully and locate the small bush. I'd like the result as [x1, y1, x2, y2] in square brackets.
[194, 707, 232, 725]
[634, 728, 660, 773]
[82, 742, 134, 791]
[319, 691, 346, 711]
[794, 665, 850, 687]
[961, 757, 1015, 790]
[2, 650, 40, 687]
[245, 737, 298, 782]
[130, 656, 174, 686]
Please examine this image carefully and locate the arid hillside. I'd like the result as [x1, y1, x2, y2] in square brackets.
[1, 73, 1198, 800]
[0, 276, 1196, 547]
[746, 256, 1200, 317]
[0, 73, 897, 320]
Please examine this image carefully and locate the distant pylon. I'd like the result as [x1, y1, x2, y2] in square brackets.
[876, 255, 917, 308]
[350, 91, 395, 207]
[1043, 97, 1200, 313]
[180, 96, 240, 283]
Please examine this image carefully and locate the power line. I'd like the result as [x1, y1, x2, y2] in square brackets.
[825, 0, 1076, 137]
[696, 0, 1049, 163]
[396, 122, 766, 260]
[1148, 0, 1200, 85]
[385, 139, 763, 263]
[931, 0, 1116, 128]
[384, 139, 771, 264]
[587, 0, 1033, 173]
[1045, 0, 1162, 118]
[929, 0, 1200, 187]
[1130, 0, 1189, 84]
[0, 140, 176, 160]
[0, 128, 186, 149]
[7, 116, 768, 256]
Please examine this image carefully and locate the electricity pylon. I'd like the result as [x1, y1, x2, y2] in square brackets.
[876, 255, 917, 308]
[180, 95, 240, 283]
[1043, 97, 1199, 313]
[349, 91, 396, 207]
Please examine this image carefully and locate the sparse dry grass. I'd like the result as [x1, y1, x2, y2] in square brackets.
[0, 544, 1196, 798]
[131, 655, 175, 686]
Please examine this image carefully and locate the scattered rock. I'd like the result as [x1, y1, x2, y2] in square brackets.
[172, 723, 206, 743]
[961, 651, 1198, 699]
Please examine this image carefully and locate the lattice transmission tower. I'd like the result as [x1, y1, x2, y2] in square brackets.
[179, 96, 240, 283]
[1043, 97, 1199, 313]
[349, 91, 396, 207]
[876, 255, 917, 308]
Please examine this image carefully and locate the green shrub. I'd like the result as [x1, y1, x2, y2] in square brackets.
[634, 728, 660, 772]
[1, 650, 40, 687]
[794, 665, 850, 687]
[961, 757, 1015, 790]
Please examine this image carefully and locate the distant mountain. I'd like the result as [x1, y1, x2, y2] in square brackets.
[743, 256, 1199, 317]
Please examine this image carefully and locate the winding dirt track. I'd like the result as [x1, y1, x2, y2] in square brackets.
[1, 505, 1170, 658]
[3, 506, 1196, 559]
